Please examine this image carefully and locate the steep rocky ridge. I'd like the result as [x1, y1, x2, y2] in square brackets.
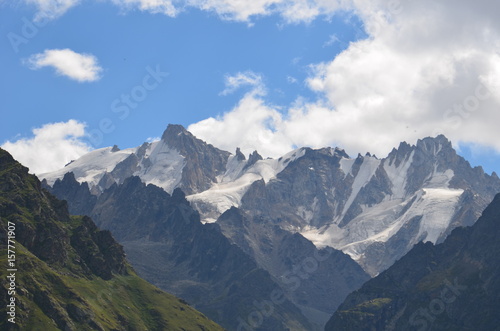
[0, 148, 223, 331]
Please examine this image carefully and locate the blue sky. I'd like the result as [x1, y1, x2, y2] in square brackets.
[1, 0, 500, 177]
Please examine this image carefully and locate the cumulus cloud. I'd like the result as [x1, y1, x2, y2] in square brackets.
[25, 49, 103, 82]
[189, 0, 500, 159]
[1, 120, 92, 175]
[189, 93, 292, 157]
[303, 0, 500, 154]
[220, 71, 265, 96]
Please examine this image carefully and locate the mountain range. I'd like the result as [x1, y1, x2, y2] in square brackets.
[39, 124, 500, 329]
[41, 125, 500, 275]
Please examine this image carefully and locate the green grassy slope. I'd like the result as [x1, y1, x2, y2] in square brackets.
[0, 148, 223, 331]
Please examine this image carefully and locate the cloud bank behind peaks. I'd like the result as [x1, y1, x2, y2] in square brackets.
[26, 48, 103, 82]
[192, 0, 500, 159]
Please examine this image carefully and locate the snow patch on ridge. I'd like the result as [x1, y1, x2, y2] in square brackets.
[414, 187, 463, 243]
[188, 148, 307, 218]
[302, 168, 463, 266]
[339, 158, 355, 177]
[135, 140, 185, 193]
[339, 157, 381, 220]
[384, 150, 414, 199]
[303, 187, 464, 263]
[39, 146, 136, 186]
[40, 140, 187, 194]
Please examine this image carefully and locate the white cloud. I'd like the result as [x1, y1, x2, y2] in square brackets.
[26, 48, 103, 82]
[146, 136, 161, 142]
[278, 0, 350, 24]
[25, 0, 80, 21]
[187, 0, 281, 22]
[323, 34, 340, 47]
[1, 120, 92, 175]
[220, 71, 265, 96]
[188, 93, 292, 157]
[21, 0, 350, 23]
[189, 0, 500, 159]
[109, 0, 179, 17]
[303, 0, 500, 155]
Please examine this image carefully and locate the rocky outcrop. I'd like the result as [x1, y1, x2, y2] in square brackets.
[43, 172, 96, 216]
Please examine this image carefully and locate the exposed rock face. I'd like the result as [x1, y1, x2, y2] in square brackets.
[325, 193, 500, 331]
[0, 148, 224, 331]
[70, 215, 127, 280]
[46, 175, 314, 331]
[43, 172, 96, 216]
[161, 124, 230, 194]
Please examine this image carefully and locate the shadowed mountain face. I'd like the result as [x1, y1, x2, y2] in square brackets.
[325, 193, 500, 331]
[217, 206, 370, 327]
[0, 148, 223, 331]
[46, 173, 315, 331]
